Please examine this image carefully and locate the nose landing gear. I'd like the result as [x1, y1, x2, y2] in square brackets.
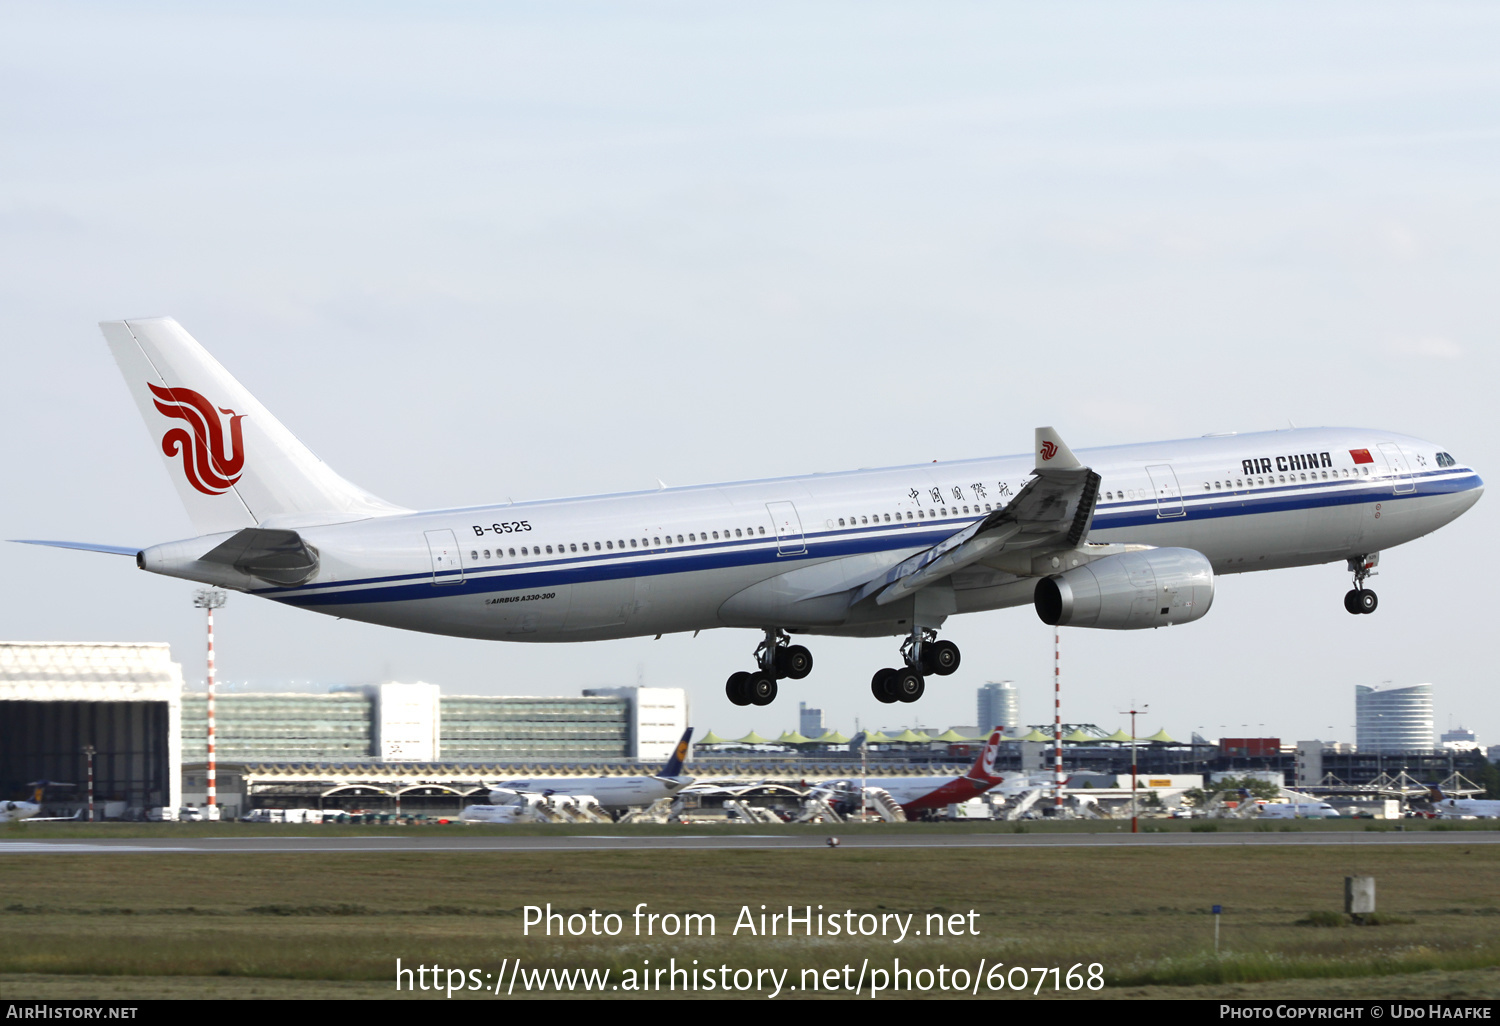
[1344, 554, 1379, 615]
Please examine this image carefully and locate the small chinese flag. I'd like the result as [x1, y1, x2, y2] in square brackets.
[1349, 449, 1374, 464]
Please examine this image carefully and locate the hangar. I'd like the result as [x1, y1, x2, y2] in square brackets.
[0, 642, 182, 814]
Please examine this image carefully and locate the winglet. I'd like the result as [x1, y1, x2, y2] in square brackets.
[1034, 427, 1081, 471]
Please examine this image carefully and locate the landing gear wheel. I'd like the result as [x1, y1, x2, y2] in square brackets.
[923, 640, 960, 676]
[748, 674, 778, 706]
[894, 669, 925, 703]
[726, 671, 753, 706]
[871, 667, 899, 704]
[1357, 589, 1378, 614]
[775, 645, 813, 680]
[1344, 589, 1362, 615]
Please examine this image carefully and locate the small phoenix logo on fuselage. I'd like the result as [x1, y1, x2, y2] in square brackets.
[148, 382, 245, 495]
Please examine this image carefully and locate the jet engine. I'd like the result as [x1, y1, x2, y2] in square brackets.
[1033, 547, 1214, 629]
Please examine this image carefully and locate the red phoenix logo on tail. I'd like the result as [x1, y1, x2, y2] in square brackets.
[1039, 440, 1058, 461]
[148, 382, 246, 495]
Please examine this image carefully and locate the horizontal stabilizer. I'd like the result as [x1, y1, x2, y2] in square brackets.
[9, 539, 139, 556]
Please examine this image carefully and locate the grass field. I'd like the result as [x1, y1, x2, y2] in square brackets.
[3, 824, 1497, 1000]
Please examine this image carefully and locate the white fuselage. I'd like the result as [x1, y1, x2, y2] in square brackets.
[1258, 801, 1341, 819]
[489, 776, 692, 809]
[142, 427, 1482, 642]
[0, 801, 40, 823]
[1432, 798, 1500, 819]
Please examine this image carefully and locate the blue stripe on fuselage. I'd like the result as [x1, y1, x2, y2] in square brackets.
[264, 471, 1481, 609]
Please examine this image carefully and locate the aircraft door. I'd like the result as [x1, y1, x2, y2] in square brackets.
[767, 501, 806, 555]
[1145, 465, 1186, 518]
[1378, 443, 1416, 495]
[424, 529, 465, 585]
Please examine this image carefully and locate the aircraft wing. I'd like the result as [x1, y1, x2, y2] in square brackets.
[852, 427, 1100, 607]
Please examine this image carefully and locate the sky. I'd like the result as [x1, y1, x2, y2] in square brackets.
[2, 2, 1496, 749]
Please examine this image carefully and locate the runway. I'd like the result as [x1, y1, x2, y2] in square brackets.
[3, 830, 1495, 854]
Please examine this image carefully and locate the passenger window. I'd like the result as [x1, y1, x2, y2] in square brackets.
[630, 539, 637, 548]
[546, 545, 553, 554]
[838, 518, 845, 526]
[734, 529, 742, 538]
[606, 540, 613, 549]
[509, 548, 516, 557]
[861, 517, 867, 524]
[653, 537, 661, 546]
[678, 535, 684, 543]
[471, 550, 479, 560]
[757, 526, 765, 535]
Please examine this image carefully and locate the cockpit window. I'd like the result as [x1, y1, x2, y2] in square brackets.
[1436, 452, 1456, 468]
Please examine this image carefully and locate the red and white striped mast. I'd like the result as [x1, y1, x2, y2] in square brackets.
[194, 589, 227, 815]
[1053, 629, 1064, 813]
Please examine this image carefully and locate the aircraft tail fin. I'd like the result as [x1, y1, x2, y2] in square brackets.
[964, 729, 1006, 783]
[657, 728, 694, 778]
[101, 317, 409, 536]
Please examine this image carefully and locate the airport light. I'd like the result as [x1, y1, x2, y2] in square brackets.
[194, 589, 228, 814]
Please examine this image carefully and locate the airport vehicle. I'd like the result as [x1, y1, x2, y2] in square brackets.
[1426, 786, 1500, 818]
[1257, 800, 1341, 819]
[484, 727, 695, 809]
[814, 729, 1014, 814]
[15, 318, 1483, 707]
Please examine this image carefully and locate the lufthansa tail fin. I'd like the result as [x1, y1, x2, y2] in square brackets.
[101, 317, 408, 535]
[657, 728, 694, 778]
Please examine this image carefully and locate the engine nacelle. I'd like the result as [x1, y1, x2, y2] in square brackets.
[1033, 547, 1214, 629]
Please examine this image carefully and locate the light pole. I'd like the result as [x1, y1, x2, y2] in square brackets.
[83, 744, 96, 822]
[194, 589, 227, 817]
[1053, 629, 1064, 815]
[1119, 703, 1148, 833]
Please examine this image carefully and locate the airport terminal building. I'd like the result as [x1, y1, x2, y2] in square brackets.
[2, 640, 689, 818]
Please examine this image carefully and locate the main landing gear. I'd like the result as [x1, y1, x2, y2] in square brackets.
[725, 629, 813, 707]
[1344, 553, 1379, 615]
[870, 629, 961, 705]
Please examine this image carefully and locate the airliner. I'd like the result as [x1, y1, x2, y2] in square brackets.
[483, 727, 695, 809]
[14, 318, 1484, 708]
[814, 729, 1018, 814]
[1426, 786, 1500, 819]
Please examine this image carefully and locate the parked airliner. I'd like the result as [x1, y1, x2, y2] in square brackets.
[14, 318, 1484, 708]
[485, 727, 695, 809]
[1426, 786, 1500, 819]
[813, 729, 1020, 815]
